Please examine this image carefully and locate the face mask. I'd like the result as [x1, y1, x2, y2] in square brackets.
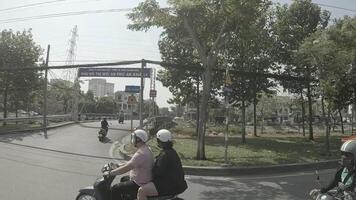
[341, 155, 354, 168]
[156, 138, 163, 148]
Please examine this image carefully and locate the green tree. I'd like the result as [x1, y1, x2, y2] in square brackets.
[48, 80, 75, 114]
[128, 0, 269, 159]
[298, 22, 354, 153]
[79, 90, 97, 113]
[96, 96, 116, 114]
[272, 0, 330, 140]
[225, 0, 275, 141]
[0, 29, 43, 124]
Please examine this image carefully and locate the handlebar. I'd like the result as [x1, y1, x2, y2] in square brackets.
[101, 162, 120, 178]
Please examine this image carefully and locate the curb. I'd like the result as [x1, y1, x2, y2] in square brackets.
[0, 121, 76, 135]
[117, 134, 340, 176]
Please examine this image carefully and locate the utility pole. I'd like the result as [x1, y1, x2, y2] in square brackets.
[140, 59, 146, 128]
[43, 45, 50, 139]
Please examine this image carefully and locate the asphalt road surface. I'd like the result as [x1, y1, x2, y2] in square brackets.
[0, 120, 336, 200]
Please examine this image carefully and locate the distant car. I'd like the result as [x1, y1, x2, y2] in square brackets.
[29, 111, 39, 116]
[173, 117, 184, 121]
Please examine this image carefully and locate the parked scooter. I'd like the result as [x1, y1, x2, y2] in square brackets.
[309, 170, 355, 200]
[76, 162, 181, 200]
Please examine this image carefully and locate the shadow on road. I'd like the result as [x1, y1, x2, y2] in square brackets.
[99, 137, 112, 144]
[188, 177, 309, 200]
[0, 131, 43, 143]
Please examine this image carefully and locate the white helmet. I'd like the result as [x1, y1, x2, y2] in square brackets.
[341, 140, 356, 160]
[156, 129, 172, 142]
[131, 129, 148, 144]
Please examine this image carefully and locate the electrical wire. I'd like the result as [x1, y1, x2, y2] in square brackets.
[0, 0, 103, 14]
[0, 8, 133, 24]
[0, 0, 66, 12]
[316, 3, 356, 13]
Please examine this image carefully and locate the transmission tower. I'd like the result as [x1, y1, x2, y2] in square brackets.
[63, 25, 80, 121]
[63, 25, 78, 82]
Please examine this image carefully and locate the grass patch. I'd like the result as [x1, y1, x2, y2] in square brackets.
[0, 123, 41, 132]
[122, 121, 349, 167]
[121, 134, 343, 167]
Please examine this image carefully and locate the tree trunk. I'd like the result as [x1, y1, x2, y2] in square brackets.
[195, 75, 200, 138]
[261, 108, 264, 135]
[253, 93, 257, 137]
[338, 107, 344, 134]
[15, 102, 18, 125]
[300, 90, 306, 137]
[326, 105, 331, 156]
[197, 63, 213, 160]
[321, 96, 330, 155]
[3, 84, 8, 126]
[307, 83, 314, 140]
[242, 100, 246, 144]
[331, 113, 336, 132]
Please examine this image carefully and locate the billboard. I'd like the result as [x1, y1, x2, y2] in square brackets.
[78, 68, 151, 78]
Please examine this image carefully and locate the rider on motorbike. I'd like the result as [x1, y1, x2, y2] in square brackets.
[101, 118, 109, 133]
[103, 129, 154, 199]
[310, 140, 356, 199]
[137, 129, 188, 200]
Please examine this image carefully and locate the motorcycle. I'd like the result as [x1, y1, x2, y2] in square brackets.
[98, 127, 108, 142]
[309, 170, 355, 200]
[76, 162, 181, 200]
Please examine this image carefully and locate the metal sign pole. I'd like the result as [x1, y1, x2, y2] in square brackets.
[43, 45, 50, 139]
[131, 100, 133, 132]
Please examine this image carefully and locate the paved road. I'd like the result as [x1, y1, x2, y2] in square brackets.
[0, 121, 336, 200]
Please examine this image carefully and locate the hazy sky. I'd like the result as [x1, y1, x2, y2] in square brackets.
[1, 0, 355, 107]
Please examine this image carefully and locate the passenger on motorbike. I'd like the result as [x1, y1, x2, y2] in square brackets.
[137, 129, 187, 200]
[101, 118, 109, 133]
[103, 129, 154, 199]
[310, 140, 356, 199]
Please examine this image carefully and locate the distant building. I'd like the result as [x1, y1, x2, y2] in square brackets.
[88, 79, 114, 97]
[105, 83, 114, 97]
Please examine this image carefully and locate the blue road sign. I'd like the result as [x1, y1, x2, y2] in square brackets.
[78, 68, 151, 78]
[223, 86, 233, 95]
[125, 85, 140, 93]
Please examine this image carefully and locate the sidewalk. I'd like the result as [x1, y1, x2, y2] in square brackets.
[116, 134, 340, 176]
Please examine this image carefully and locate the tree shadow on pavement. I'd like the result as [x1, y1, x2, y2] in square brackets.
[187, 177, 309, 200]
[0, 131, 43, 143]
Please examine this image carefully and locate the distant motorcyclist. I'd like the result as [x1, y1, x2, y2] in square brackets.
[310, 140, 356, 199]
[101, 118, 109, 133]
[137, 129, 187, 200]
[103, 129, 154, 199]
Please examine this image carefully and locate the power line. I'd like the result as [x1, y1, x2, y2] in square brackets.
[0, 8, 133, 24]
[285, 0, 356, 14]
[316, 3, 356, 13]
[0, 0, 66, 12]
[0, 0, 102, 13]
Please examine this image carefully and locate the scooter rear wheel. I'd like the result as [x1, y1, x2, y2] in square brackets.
[76, 194, 96, 200]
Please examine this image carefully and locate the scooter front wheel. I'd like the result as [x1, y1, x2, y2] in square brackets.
[76, 194, 96, 200]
